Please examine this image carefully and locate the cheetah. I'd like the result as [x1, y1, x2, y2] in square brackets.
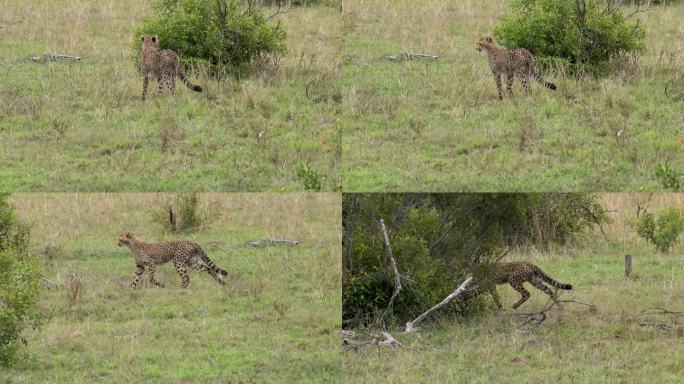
[476, 36, 557, 99]
[117, 232, 227, 288]
[140, 35, 203, 100]
[492, 261, 572, 309]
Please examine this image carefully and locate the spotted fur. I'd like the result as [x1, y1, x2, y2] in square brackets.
[476, 36, 556, 99]
[493, 261, 572, 309]
[140, 35, 202, 100]
[118, 232, 227, 288]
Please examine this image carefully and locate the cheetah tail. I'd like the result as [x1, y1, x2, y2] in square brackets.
[197, 247, 228, 277]
[178, 67, 203, 93]
[533, 71, 557, 91]
[535, 266, 572, 290]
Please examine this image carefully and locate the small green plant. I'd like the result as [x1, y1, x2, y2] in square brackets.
[654, 163, 681, 191]
[296, 163, 322, 191]
[495, 0, 645, 74]
[135, 0, 286, 76]
[153, 193, 213, 233]
[634, 207, 684, 253]
[0, 194, 40, 367]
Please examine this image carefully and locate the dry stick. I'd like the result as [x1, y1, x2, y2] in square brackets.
[404, 276, 474, 333]
[511, 298, 595, 328]
[374, 219, 402, 329]
[634, 307, 684, 330]
[247, 238, 301, 247]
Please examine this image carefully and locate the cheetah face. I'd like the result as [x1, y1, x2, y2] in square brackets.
[476, 36, 494, 52]
[117, 232, 135, 247]
[141, 35, 160, 47]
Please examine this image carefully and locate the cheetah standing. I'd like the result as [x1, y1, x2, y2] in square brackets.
[140, 35, 203, 100]
[492, 261, 572, 309]
[476, 36, 557, 99]
[117, 232, 227, 288]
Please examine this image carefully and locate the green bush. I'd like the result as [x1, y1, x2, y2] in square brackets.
[135, 0, 286, 76]
[634, 207, 684, 253]
[342, 193, 606, 327]
[153, 193, 213, 233]
[495, 0, 645, 74]
[0, 194, 40, 367]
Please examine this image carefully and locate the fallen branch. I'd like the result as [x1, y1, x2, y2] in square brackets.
[404, 276, 473, 333]
[247, 238, 301, 247]
[28, 53, 82, 62]
[342, 329, 404, 350]
[374, 218, 402, 328]
[634, 307, 684, 329]
[511, 298, 596, 328]
[381, 52, 440, 62]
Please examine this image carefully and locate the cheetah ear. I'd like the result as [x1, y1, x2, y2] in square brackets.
[152, 35, 158, 43]
[141, 35, 145, 42]
[486, 36, 493, 43]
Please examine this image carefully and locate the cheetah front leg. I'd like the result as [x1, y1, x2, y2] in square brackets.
[131, 264, 145, 288]
[506, 73, 514, 97]
[510, 281, 530, 309]
[493, 72, 503, 100]
[147, 264, 165, 288]
[173, 258, 190, 288]
[142, 75, 149, 101]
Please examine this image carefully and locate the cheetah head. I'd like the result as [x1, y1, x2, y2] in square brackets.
[141, 35, 160, 48]
[476, 36, 495, 52]
[117, 232, 136, 247]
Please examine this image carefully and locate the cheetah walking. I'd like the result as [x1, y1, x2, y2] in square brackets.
[140, 35, 203, 100]
[117, 233, 227, 288]
[476, 36, 557, 99]
[492, 261, 572, 309]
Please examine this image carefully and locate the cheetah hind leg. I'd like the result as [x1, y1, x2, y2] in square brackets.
[187, 256, 225, 285]
[530, 277, 559, 305]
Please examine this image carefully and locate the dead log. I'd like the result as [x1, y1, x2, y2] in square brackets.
[247, 238, 301, 247]
[29, 53, 82, 62]
[381, 52, 440, 62]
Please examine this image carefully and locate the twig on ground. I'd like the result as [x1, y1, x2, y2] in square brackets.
[28, 53, 82, 62]
[381, 52, 440, 62]
[247, 238, 301, 247]
[634, 307, 684, 329]
[511, 298, 596, 328]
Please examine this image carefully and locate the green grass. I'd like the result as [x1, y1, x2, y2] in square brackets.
[341, 0, 684, 191]
[343, 246, 684, 383]
[0, 0, 341, 191]
[0, 193, 341, 383]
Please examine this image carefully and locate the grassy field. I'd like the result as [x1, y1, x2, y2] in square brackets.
[0, 0, 341, 191]
[343, 193, 684, 383]
[341, 0, 684, 191]
[0, 193, 341, 383]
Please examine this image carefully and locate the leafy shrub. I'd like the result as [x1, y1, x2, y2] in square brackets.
[153, 193, 213, 233]
[634, 207, 684, 253]
[495, 0, 645, 74]
[296, 163, 322, 191]
[654, 163, 681, 191]
[342, 193, 606, 327]
[0, 194, 40, 367]
[135, 0, 286, 76]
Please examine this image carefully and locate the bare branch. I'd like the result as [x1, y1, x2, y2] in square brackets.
[404, 276, 473, 333]
[374, 219, 402, 328]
